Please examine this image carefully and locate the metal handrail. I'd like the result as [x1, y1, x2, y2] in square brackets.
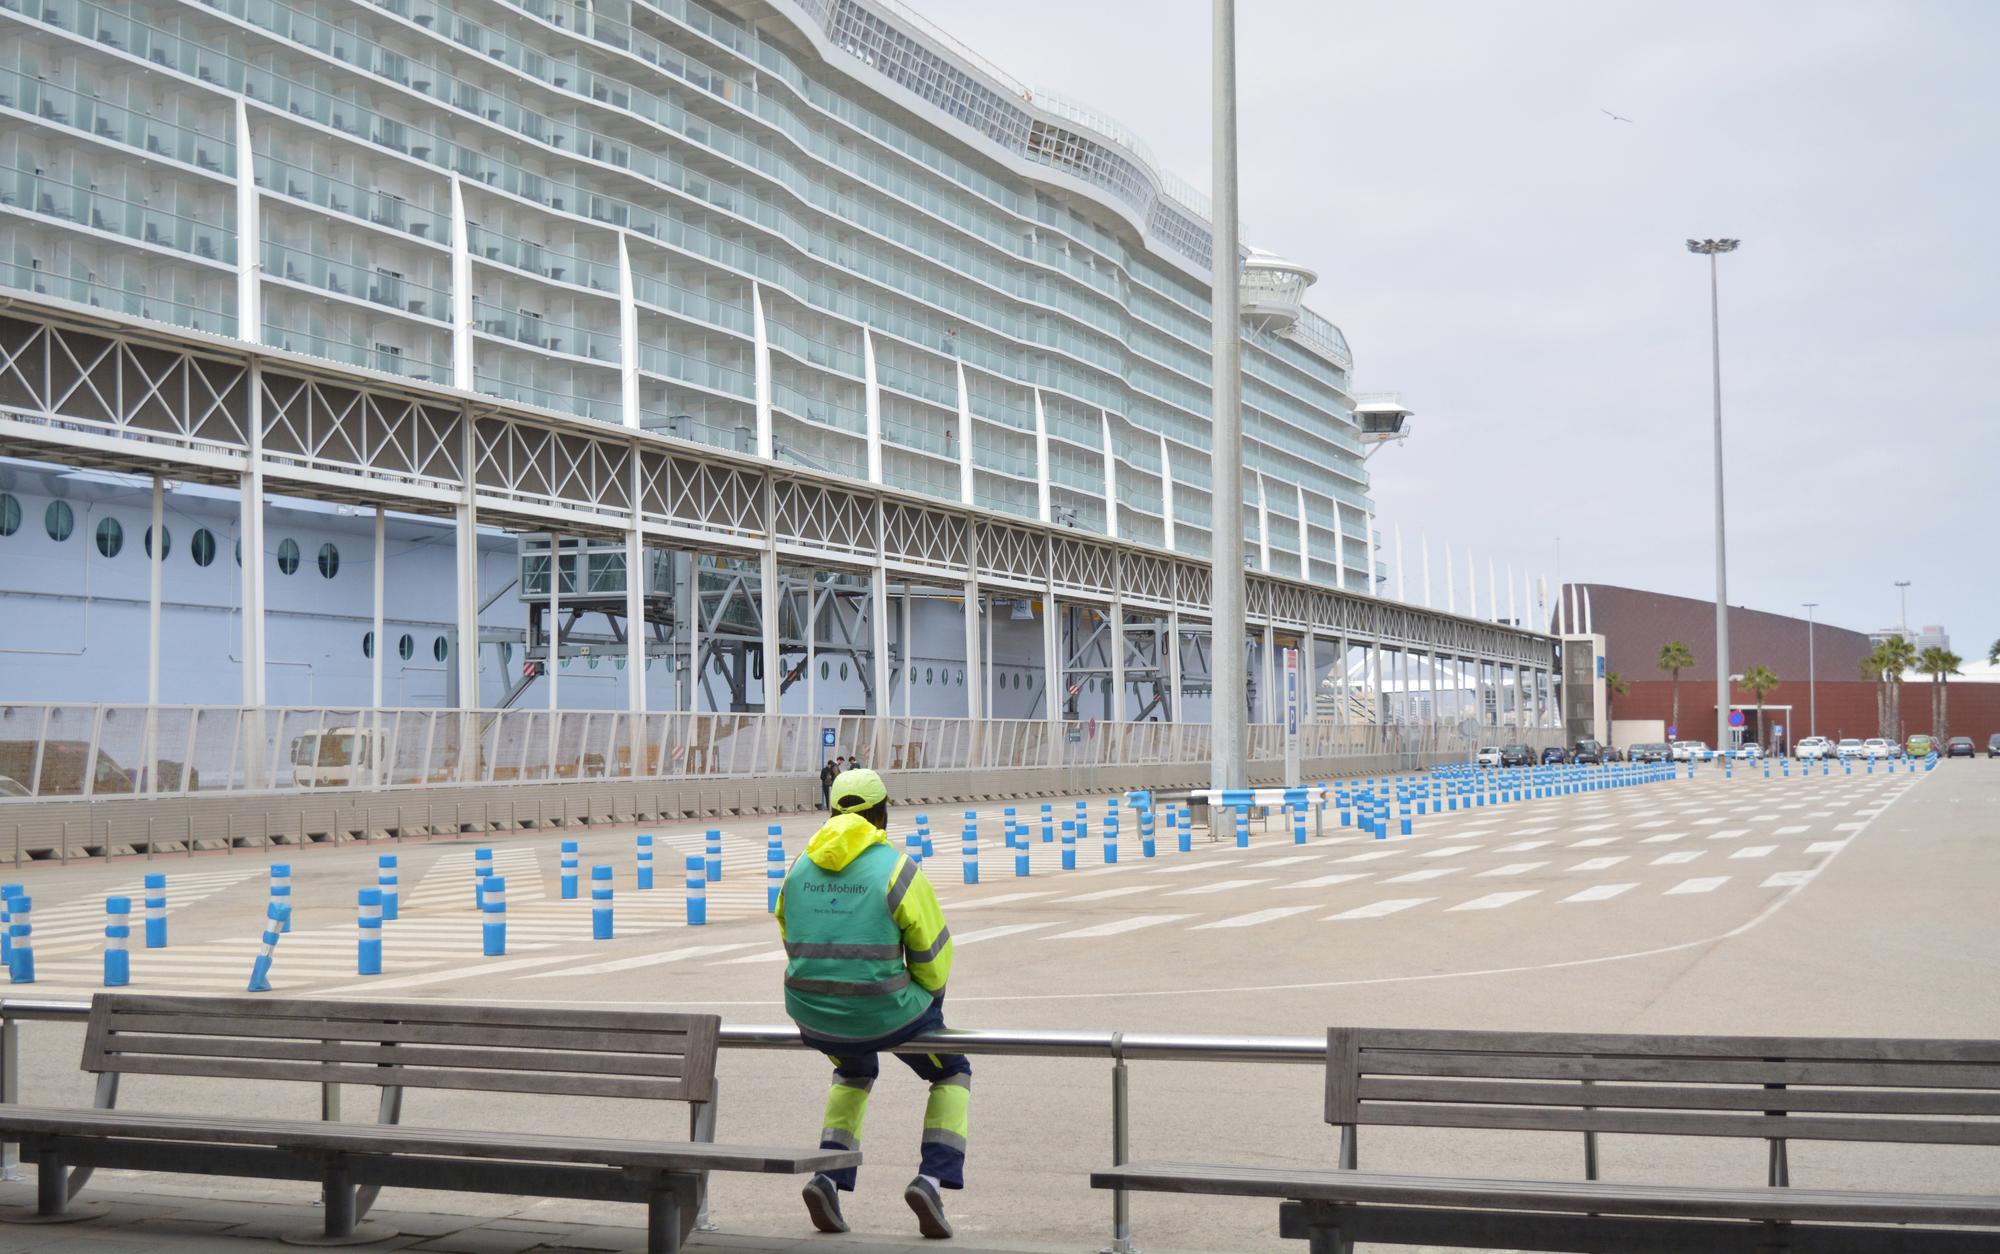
[0, 998, 1323, 1250]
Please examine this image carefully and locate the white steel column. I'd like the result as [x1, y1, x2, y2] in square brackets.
[1032, 389, 1052, 524]
[804, 573, 817, 721]
[1506, 562, 1517, 626]
[1109, 599, 1127, 725]
[751, 282, 773, 459]
[1158, 433, 1176, 550]
[862, 328, 883, 485]
[1255, 473, 1270, 572]
[1262, 623, 1276, 727]
[955, 361, 974, 505]
[617, 236, 640, 431]
[870, 509, 892, 765]
[1333, 506, 1347, 592]
[146, 475, 164, 705]
[1295, 484, 1309, 577]
[901, 586, 914, 719]
[1421, 533, 1433, 608]
[1167, 609, 1184, 725]
[1395, 523, 1406, 602]
[450, 178, 474, 389]
[625, 527, 645, 774]
[1099, 411, 1119, 540]
[547, 532, 561, 776]
[1042, 559, 1062, 746]
[760, 506, 781, 774]
[234, 100, 261, 341]
[1208, 0, 1247, 789]
[962, 575, 983, 761]
[371, 506, 386, 787]
[240, 364, 267, 728]
[687, 553, 702, 713]
[455, 408, 480, 780]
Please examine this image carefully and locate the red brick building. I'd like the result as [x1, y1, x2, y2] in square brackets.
[1557, 585, 2000, 749]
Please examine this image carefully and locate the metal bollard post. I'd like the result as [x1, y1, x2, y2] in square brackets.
[766, 839, 785, 913]
[1141, 809, 1156, 859]
[1235, 804, 1249, 849]
[1176, 806, 1192, 854]
[706, 829, 723, 884]
[637, 834, 655, 891]
[1103, 812, 1119, 865]
[591, 866, 614, 940]
[0, 885, 15, 971]
[1003, 807, 1018, 850]
[686, 855, 707, 926]
[1061, 820, 1077, 871]
[143, 873, 167, 948]
[1041, 803, 1054, 843]
[1014, 829, 1031, 878]
[483, 876, 507, 956]
[916, 814, 932, 861]
[560, 840, 580, 899]
[474, 847, 493, 908]
[961, 811, 979, 886]
[268, 863, 292, 932]
[247, 901, 288, 992]
[1107, 1030, 1135, 1254]
[376, 856, 398, 922]
[103, 897, 131, 987]
[357, 887, 383, 975]
[6, 894, 32, 983]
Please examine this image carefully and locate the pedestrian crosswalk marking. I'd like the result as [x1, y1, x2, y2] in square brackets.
[1641, 832, 1688, 844]
[523, 943, 758, 978]
[1651, 851, 1703, 865]
[1051, 885, 1156, 904]
[1761, 871, 1818, 889]
[1707, 829, 1750, 840]
[1665, 876, 1730, 895]
[1775, 825, 1811, 835]
[1805, 841, 1846, 854]
[1165, 878, 1272, 897]
[956, 922, 1057, 944]
[1569, 837, 1618, 848]
[1194, 907, 1314, 930]
[1476, 862, 1547, 878]
[1496, 841, 1551, 853]
[1146, 860, 1241, 875]
[1569, 857, 1627, 872]
[1245, 856, 1322, 869]
[1730, 846, 1776, 860]
[1417, 846, 1477, 859]
[711, 950, 789, 966]
[1278, 873, 1374, 891]
[1045, 914, 1192, 940]
[1563, 883, 1635, 903]
[1382, 867, 1462, 884]
[1333, 850, 1401, 863]
[1450, 891, 1539, 911]
[1326, 898, 1432, 921]
[945, 891, 1056, 910]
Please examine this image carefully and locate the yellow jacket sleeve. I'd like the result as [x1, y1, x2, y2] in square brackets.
[888, 856, 953, 994]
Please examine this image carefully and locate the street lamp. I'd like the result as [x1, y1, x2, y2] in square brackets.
[1209, 0, 1247, 789]
[1687, 237, 1738, 746]
[1893, 580, 1911, 635]
[1802, 602, 1818, 741]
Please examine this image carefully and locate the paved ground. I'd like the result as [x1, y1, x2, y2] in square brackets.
[2, 755, 1995, 1252]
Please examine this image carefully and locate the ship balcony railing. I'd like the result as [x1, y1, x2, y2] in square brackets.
[880, 417, 957, 460]
[631, 274, 755, 337]
[468, 225, 619, 293]
[263, 242, 449, 320]
[472, 300, 619, 362]
[258, 155, 450, 242]
[268, 325, 449, 382]
[3, 262, 235, 337]
[3, 167, 235, 264]
[0, 58, 234, 177]
[638, 345, 755, 399]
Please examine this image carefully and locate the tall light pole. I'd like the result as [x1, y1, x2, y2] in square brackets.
[1802, 602, 1818, 740]
[1208, 0, 1247, 788]
[1687, 238, 1738, 746]
[1893, 579, 1911, 635]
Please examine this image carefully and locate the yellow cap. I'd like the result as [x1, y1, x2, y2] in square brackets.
[829, 768, 887, 813]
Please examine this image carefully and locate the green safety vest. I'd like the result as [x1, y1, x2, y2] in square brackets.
[780, 841, 934, 1043]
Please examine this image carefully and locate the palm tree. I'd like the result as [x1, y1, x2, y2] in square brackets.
[1861, 635, 1918, 739]
[1605, 670, 1629, 728]
[1989, 638, 1999, 668]
[1656, 641, 1695, 736]
[1917, 647, 1963, 741]
[1740, 665, 1780, 750]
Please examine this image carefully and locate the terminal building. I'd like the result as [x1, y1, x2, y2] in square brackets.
[0, 0, 1559, 832]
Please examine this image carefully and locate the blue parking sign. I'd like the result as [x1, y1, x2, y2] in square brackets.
[821, 727, 836, 748]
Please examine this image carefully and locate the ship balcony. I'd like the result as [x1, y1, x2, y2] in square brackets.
[1240, 253, 1316, 329]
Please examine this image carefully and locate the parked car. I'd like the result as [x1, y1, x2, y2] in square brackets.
[1541, 746, 1567, 764]
[1795, 736, 1831, 761]
[1500, 744, 1536, 767]
[1989, 733, 2000, 759]
[1629, 742, 1672, 763]
[1570, 739, 1604, 765]
[1733, 743, 1763, 760]
[1673, 740, 1714, 762]
[1863, 738, 1894, 760]
[1476, 746, 1503, 768]
[1836, 738, 1867, 760]
[1669, 741, 1696, 762]
[1944, 736, 1974, 759]
[1906, 734, 1934, 758]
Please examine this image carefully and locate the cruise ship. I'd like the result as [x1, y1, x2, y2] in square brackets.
[1, 0, 1395, 723]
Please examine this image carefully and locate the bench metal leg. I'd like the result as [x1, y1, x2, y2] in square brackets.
[1304, 1224, 1351, 1254]
[647, 1184, 682, 1254]
[0, 1144, 109, 1225]
[277, 1159, 397, 1247]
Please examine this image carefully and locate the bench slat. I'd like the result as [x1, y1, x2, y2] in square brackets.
[94, 995, 707, 1035]
[1365, 1102, 2000, 1146]
[104, 1033, 688, 1079]
[0, 1105, 858, 1175]
[1090, 1163, 2000, 1226]
[104, 1053, 690, 1100]
[94, 1013, 697, 1056]
[1360, 1051, 2000, 1091]
[1351, 1028, 2000, 1063]
[1359, 1077, 2000, 1117]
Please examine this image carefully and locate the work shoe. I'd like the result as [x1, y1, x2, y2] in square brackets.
[904, 1175, 954, 1239]
[802, 1173, 848, 1234]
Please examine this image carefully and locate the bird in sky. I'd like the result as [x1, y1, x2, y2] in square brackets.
[1601, 108, 1635, 123]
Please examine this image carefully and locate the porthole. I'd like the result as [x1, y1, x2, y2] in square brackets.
[839, 662, 849, 681]
[95, 517, 123, 558]
[143, 525, 170, 560]
[276, 538, 300, 575]
[0, 493, 19, 536]
[433, 636, 449, 662]
[398, 633, 414, 661]
[45, 500, 74, 542]
[588, 654, 600, 669]
[925, 666, 934, 685]
[317, 542, 339, 578]
[362, 631, 374, 659]
[956, 670, 964, 687]
[820, 660, 829, 681]
[234, 537, 242, 566]
[615, 656, 625, 670]
[191, 528, 217, 567]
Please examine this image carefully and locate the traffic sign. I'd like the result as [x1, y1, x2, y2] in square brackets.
[821, 727, 836, 748]
[1728, 710, 1745, 728]
[1774, 724, 1784, 737]
[1667, 725, 1677, 738]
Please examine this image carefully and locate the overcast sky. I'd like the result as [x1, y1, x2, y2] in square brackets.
[912, 0, 1998, 658]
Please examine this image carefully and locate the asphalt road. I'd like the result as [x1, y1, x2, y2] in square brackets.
[3, 756, 1994, 1252]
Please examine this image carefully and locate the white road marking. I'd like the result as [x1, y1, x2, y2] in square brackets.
[1775, 825, 1811, 835]
[1642, 832, 1688, 844]
[1563, 883, 1636, 903]
[1730, 846, 1776, 860]
[1666, 876, 1730, 895]
[1194, 907, 1316, 930]
[944, 891, 1058, 910]
[1278, 873, 1375, 890]
[1246, 856, 1322, 869]
[955, 922, 1057, 944]
[1418, 846, 1478, 859]
[1326, 898, 1433, 921]
[1569, 837, 1618, 848]
[1496, 841, 1551, 853]
[1834, 823, 1866, 832]
[1146, 860, 1242, 875]
[1707, 828, 1750, 840]
[1806, 841, 1847, 854]
[1569, 857, 1627, 871]
[1165, 878, 1273, 897]
[1761, 871, 1818, 889]
[1381, 867, 1462, 884]
[1045, 914, 1193, 940]
[1636, 820, 1670, 828]
[314, 952, 574, 995]
[1051, 885, 1156, 904]
[1571, 823, 1612, 832]
[1476, 862, 1548, 878]
[1333, 850, 1402, 863]
[534, 943, 759, 977]
[1650, 851, 1702, 865]
[1449, 891, 1539, 911]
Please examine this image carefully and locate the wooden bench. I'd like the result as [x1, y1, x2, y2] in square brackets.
[1094, 1027, 2000, 1253]
[0, 994, 857, 1251]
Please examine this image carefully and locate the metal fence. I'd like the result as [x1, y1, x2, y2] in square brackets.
[0, 997, 1320, 1253]
[0, 703, 1560, 800]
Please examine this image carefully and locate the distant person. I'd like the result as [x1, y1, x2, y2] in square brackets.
[779, 768, 966, 1239]
[819, 758, 838, 810]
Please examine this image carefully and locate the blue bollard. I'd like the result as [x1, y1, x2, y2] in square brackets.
[1141, 808, 1157, 859]
[560, 840, 580, 900]
[483, 876, 507, 956]
[144, 872, 168, 948]
[0, 884, 16, 970]
[685, 854, 707, 926]
[916, 814, 933, 861]
[474, 847, 494, 908]
[766, 839, 786, 913]
[357, 887, 383, 975]
[268, 863, 292, 933]
[591, 866, 614, 940]
[962, 811, 980, 886]
[103, 896, 131, 987]
[1176, 806, 1192, 854]
[906, 830, 925, 866]
[706, 829, 723, 884]
[377, 855, 398, 922]
[1294, 807, 1308, 846]
[637, 834, 655, 891]
[1003, 807, 1018, 850]
[1235, 804, 1250, 849]
[246, 901, 288, 992]
[6, 893, 30, 982]
[1104, 812, 1120, 865]
[1061, 820, 1077, 871]
[1014, 833, 1030, 878]
[1041, 803, 1054, 843]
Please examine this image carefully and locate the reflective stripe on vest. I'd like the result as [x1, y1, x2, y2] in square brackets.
[785, 971, 913, 997]
[904, 925, 952, 965]
[786, 941, 904, 960]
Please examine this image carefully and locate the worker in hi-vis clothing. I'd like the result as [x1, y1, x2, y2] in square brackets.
[777, 767, 967, 1239]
